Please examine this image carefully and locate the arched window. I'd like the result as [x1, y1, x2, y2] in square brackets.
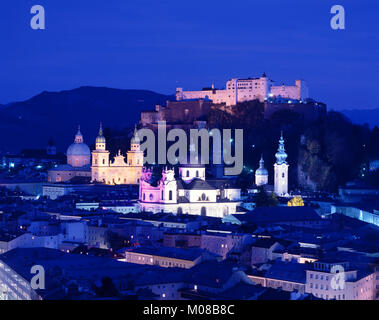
[177, 207, 183, 215]
[95, 159, 98, 165]
[196, 170, 199, 177]
[201, 207, 207, 216]
[143, 193, 146, 201]
[169, 190, 173, 201]
[149, 194, 153, 201]
[282, 173, 285, 178]
[103, 159, 105, 165]
[186, 170, 190, 177]
[161, 190, 164, 200]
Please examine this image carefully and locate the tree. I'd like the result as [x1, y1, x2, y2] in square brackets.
[255, 187, 279, 207]
[95, 277, 120, 298]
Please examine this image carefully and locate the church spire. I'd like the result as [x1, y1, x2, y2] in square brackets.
[98, 122, 103, 136]
[131, 124, 140, 145]
[275, 132, 288, 165]
[259, 154, 264, 167]
[130, 124, 141, 152]
[95, 122, 106, 148]
[74, 125, 83, 143]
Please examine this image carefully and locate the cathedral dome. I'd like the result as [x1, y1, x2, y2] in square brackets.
[67, 142, 91, 156]
[67, 127, 91, 168]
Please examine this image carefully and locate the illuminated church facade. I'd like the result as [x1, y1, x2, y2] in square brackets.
[138, 163, 241, 218]
[91, 125, 143, 185]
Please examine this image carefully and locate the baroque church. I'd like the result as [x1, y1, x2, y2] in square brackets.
[138, 162, 242, 218]
[91, 124, 143, 185]
[48, 124, 143, 185]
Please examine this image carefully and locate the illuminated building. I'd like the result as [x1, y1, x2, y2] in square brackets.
[305, 260, 377, 300]
[91, 124, 143, 185]
[176, 74, 308, 106]
[47, 127, 91, 183]
[138, 163, 241, 218]
[274, 133, 289, 196]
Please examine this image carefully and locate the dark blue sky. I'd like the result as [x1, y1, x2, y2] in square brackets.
[1, 0, 378, 109]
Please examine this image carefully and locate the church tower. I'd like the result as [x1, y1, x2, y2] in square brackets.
[160, 167, 177, 204]
[91, 123, 110, 183]
[255, 155, 268, 186]
[127, 125, 144, 166]
[274, 133, 289, 196]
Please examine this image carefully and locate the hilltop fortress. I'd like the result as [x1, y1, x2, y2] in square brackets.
[141, 73, 324, 130]
[176, 73, 309, 106]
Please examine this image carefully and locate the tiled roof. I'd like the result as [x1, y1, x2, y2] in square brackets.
[178, 178, 215, 190]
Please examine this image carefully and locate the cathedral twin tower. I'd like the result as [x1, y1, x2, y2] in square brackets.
[91, 124, 144, 185]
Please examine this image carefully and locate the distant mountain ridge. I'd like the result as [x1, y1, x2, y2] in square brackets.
[0, 86, 173, 153]
[339, 108, 379, 128]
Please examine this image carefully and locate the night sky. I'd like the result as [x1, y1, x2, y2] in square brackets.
[1, 0, 378, 109]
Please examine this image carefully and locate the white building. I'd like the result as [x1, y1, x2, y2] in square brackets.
[305, 260, 377, 300]
[176, 74, 308, 106]
[139, 164, 241, 218]
[0, 233, 60, 254]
